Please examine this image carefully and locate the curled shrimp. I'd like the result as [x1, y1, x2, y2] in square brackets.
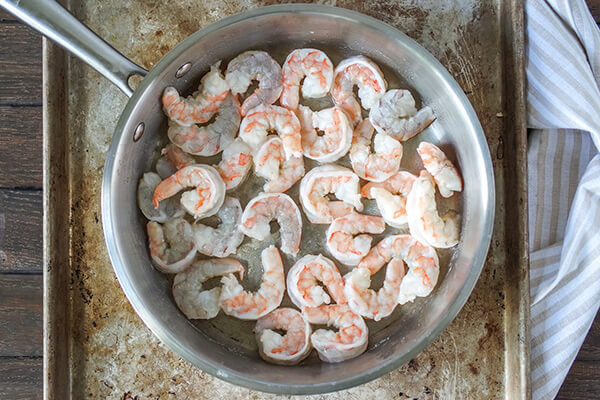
[239, 104, 302, 159]
[225, 51, 283, 117]
[369, 89, 436, 141]
[255, 307, 312, 365]
[220, 245, 285, 320]
[350, 119, 402, 182]
[297, 105, 353, 162]
[406, 171, 460, 248]
[287, 254, 347, 309]
[240, 192, 302, 256]
[344, 260, 404, 321]
[280, 48, 333, 110]
[361, 171, 417, 227]
[152, 164, 226, 219]
[162, 62, 229, 126]
[216, 138, 253, 191]
[147, 218, 196, 274]
[254, 136, 304, 193]
[138, 172, 184, 222]
[358, 234, 440, 304]
[326, 212, 386, 266]
[167, 92, 241, 156]
[172, 258, 244, 320]
[417, 142, 463, 198]
[331, 55, 387, 126]
[193, 197, 244, 258]
[299, 164, 363, 224]
[302, 304, 368, 363]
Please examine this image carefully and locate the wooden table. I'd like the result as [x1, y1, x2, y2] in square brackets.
[0, 4, 599, 400]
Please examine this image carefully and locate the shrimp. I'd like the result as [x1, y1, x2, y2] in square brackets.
[240, 193, 302, 256]
[369, 89, 436, 141]
[331, 55, 387, 126]
[406, 171, 460, 248]
[147, 218, 196, 274]
[299, 164, 363, 224]
[280, 48, 333, 110]
[350, 119, 402, 182]
[239, 104, 302, 159]
[302, 304, 368, 363]
[152, 164, 226, 219]
[343, 259, 404, 321]
[216, 138, 253, 191]
[326, 212, 386, 266]
[193, 197, 244, 257]
[357, 234, 440, 304]
[254, 308, 312, 365]
[254, 136, 304, 193]
[167, 93, 241, 156]
[297, 105, 353, 162]
[287, 254, 346, 309]
[172, 258, 244, 320]
[220, 245, 285, 320]
[225, 51, 283, 117]
[417, 142, 463, 198]
[138, 172, 184, 222]
[162, 62, 229, 126]
[162, 143, 195, 170]
[361, 171, 417, 227]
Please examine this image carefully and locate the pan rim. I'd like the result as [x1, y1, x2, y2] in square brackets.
[101, 3, 495, 395]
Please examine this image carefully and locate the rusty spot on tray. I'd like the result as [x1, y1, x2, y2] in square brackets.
[469, 362, 480, 375]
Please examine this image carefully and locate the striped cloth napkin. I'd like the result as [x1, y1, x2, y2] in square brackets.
[526, 0, 600, 398]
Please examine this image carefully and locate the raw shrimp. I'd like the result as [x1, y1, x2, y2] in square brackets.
[167, 92, 241, 156]
[254, 136, 304, 193]
[297, 105, 353, 162]
[302, 304, 368, 363]
[172, 258, 244, 319]
[344, 259, 404, 321]
[239, 104, 302, 159]
[162, 62, 229, 126]
[350, 119, 402, 182]
[138, 172, 184, 222]
[162, 143, 195, 170]
[280, 48, 333, 110]
[255, 307, 312, 365]
[326, 212, 386, 266]
[357, 234, 440, 304]
[369, 89, 436, 141]
[193, 197, 245, 257]
[152, 164, 226, 219]
[240, 193, 302, 256]
[225, 51, 283, 116]
[417, 142, 463, 198]
[299, 164, 363, 224]
[287, 254, 346, 309]
[406, 171, 460, 248]
[220, 245, 285, 320]
[331, 55, 387, 125]
[147, 218, 196, 274]
[216, 138, 253, 191]
[361, 171, 417, 227]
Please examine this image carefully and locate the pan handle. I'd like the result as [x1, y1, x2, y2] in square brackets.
[0, 0, 147, 97]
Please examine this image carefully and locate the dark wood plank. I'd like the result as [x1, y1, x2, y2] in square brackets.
[0, 189, 42, 273]
[0, 23, 42, 106]
[0, 274, 42, 357]
[0, 9, 17, 22]
[557, 360, 600, 400]
[0, 106, 42, 188]
[587, 0, 600, 23]
[0, 357, 43, 400]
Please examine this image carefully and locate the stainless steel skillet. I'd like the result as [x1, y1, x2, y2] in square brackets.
[1, 0, 495, 394]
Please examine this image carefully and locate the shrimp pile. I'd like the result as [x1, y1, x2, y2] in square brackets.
[138, 47, 465, 366]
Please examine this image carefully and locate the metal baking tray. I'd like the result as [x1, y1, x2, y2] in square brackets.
[43, 0, 529, 398]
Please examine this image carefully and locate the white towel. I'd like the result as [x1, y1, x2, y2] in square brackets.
[526, 0, 600, 398]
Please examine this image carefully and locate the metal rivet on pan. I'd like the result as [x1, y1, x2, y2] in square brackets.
[175, 62, 192, 78]
[133, 122, 145, 142]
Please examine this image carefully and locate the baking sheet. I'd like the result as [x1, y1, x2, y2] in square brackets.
[43, 0, 529, 398]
